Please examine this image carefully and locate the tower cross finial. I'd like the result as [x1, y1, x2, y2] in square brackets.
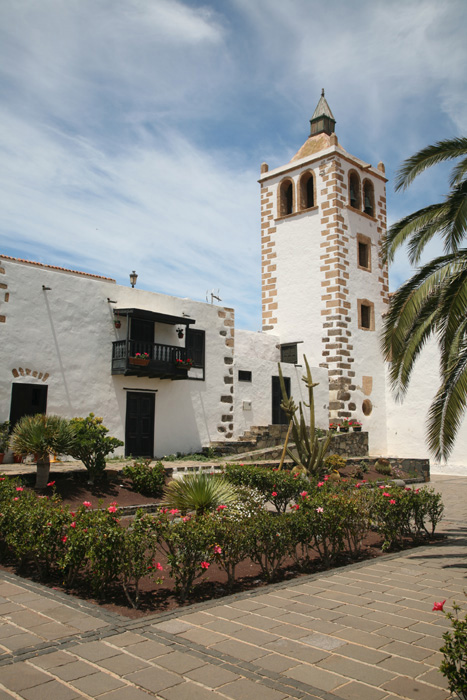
[321, 88, 325, 97]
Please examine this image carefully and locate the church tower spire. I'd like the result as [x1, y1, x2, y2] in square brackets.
[309, 89, 336, 137]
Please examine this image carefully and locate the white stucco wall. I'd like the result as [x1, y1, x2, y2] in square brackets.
[0, 258, 230, 458]
[385, 339, 467, 476]
[233, 330, 329, 437]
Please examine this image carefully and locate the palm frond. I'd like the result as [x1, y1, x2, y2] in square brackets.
[427, 344, 467, 461]
[382, 202, 447, 264]
[449, 155, 467, 187]
[395, 137, 467, 191]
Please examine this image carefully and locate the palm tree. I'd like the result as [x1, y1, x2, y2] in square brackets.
[10, 414, 76, 488]
[382, 137, 467, 461]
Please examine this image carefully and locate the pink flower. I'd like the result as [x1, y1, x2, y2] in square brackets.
[13, 497, 19, 501]
[213, 545, 222, 555]
[217, 504, 227, 511]
[316, 507, 324, 514]
[47, 481, 55, 487]
[390, 499, 396, 505]
[405, 487, 411, 491]
[355, 483, 361, 488]
[160, 508, 168, 514]
[182, 516, 190, 522]
[156, 562, 163, 571]
[61, 535, 67, 543]
[292, 504, 300, 511]
[300, 491, 308, 499]
[271, 491, 278, 497]
[70, 521, 76, 528]
[383, 492, 391, 497]
[169, 508, 179, 515]
[0, 477, 5, 481]
[379, 485, 385, 489]
[432, 600, 446, 612]
[317, 481, 324, 488]
[200, 561, 210, 569]
[83, 501, 92, 508]
[15, 486, 24, 492]
[108, 505, 117, 513]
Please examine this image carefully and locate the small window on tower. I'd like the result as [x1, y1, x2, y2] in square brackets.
[238, 370, 252, 382]
[358, 299, 375, 331]
[357, 234, 371, 271]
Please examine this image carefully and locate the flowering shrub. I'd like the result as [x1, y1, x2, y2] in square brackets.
[150, 511, 215, 601]
[245, 510, 295, 580]
[224, 464, 306, 513]
[120, 511, 162, 608]
[433, 596, 467, 700]
[122, 459, 165, 497]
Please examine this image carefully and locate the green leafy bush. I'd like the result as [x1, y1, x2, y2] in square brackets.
[122, 459, 165, 497]
[438, 597, 467, 700]
[120, 511, 162, 608]
[151, 512, 215, 601]
[245, 510, 295, 580]
[225, 463, 306, 513]
[69, 414, 123, 483]
[323, 454, 346, 472]
[375, 459, 392, 476]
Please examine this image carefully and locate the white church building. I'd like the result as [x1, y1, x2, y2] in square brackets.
[1, 93, 466, 474]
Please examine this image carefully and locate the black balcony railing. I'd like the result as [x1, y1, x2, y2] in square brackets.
[112, 340, 190, 378]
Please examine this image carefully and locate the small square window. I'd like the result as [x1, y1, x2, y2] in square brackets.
[238, 370, 252, 382]
[280, 344, 298, 364]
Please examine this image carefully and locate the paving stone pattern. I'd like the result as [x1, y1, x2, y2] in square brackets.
[0, 475, 465, 700]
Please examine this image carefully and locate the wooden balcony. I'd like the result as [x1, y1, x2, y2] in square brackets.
[111, 340, 191, 379]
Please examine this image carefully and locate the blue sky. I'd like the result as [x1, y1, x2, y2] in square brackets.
[1, 0, 466, 330]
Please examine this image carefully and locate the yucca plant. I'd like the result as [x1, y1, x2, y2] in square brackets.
[9, 414, 76, 488]
[161, 472, 239, 516]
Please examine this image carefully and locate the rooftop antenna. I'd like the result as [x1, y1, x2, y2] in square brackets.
[206, 289, 222, 304]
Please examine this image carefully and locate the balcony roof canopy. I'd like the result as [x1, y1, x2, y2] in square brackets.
[114, 308, 196, 325]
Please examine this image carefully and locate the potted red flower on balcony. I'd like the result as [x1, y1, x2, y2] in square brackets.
[129, 352, 150, 366]
[174, 357, 193, 370]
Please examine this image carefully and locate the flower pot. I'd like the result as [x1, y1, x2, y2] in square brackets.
[13, 454, 23, 463]
[0, 453, 4, 465]
[114, 321, 121, 329]
[129, 357, 150, 366]
[339, 427, 349, 433]
[352, 426, 362, 432]
[175, 362, 192, 370]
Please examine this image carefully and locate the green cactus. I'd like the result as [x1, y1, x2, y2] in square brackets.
[278, 356, 332, 479]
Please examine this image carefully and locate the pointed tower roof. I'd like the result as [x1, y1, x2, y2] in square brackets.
[309, 88, 336, 137]
[311, 88, 335, 122]
[290, 89, 339, 162]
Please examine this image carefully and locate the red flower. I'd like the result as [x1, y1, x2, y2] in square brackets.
[16, 486, 24, 492]
[47, 481, 55, 487]
[200, 561, 210, 569]
[61, 535, 68, 543]
[271, 491, 278, 497]
[108, 505, 117, 513]
[317, 481, 324, 488]
[432, 600, 446, 612]
[300, 491, 308, 499]
[169, 508, 179, 515]
[83, 501, 92, 508]
[70, 521, 76, 528]
[390, 499, 396, 505]
[156, 562, 163, 571]
[291, 504, 300, 511]
[217, 505, 227, 511]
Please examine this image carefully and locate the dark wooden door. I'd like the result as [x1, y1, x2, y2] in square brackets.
[9, 383, 48, 429]
[130, 318, 154, 357]
[272, 376, 290, 425]
[125, 392, 155, 457]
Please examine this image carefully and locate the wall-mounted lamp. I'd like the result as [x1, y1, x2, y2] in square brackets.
[129, 270, 138, 288]
[42, 285, 52, 291]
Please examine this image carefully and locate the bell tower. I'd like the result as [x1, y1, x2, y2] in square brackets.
[259, 91, 389, 449]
